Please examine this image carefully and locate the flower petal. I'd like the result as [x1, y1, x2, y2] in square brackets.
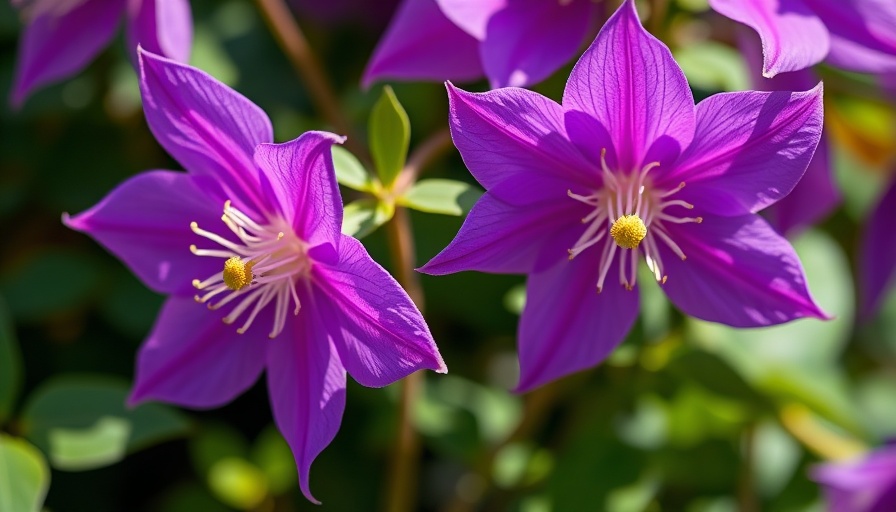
[860, 177, 896, 319]
[126, 0, 192, 64]
[11, 0, 125, 107]
[266, 298, 346, 504]
[666, 85, 824, 216]
[63, 170, 228, 296]
[253, 132, 346, 251]
[362, 0, 483, 87]
[562, 0, 695, 170]
[516, 236, 640, 392]
[709, 0, 830, 76]
[138, 48, 273, 215]
[447, 83, 594, 196]
[420, 183, 584, 275]
[435, 0, 505, 40]
[315, 236, 445, 387]
[128, 296, 268, 408]
[811, 0, 896, 74]
[479, 0, 595, 87]
[660, 213, 827, 327]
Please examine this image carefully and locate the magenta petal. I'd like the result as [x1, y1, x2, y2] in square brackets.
[435, 0, 505, 39]
[138, 48, 273, 215]
[563, 0, 695, 170]
[709, 0, 830, 76]
[479, 0, 594, 87]
[660, 214, 827, 327]
[362, 0, 483, 87]
[11, 0, 126, 107]
[516, 242, 639, 392]
[667, 85, 824, 216]
[253, 132, 346, 250]
[812, 446, 896, 512]
[126, 0, 192, 64]
[810, 0, 896, 74]
[447, 83, 594, 195]
[63, 170, 227, 296]
[128, 296, 268, 408]
[420, 185, 583, 275]
[316, 236, 445, 387]
[266, 304, 346, 504]
[860, 177, 896, 319]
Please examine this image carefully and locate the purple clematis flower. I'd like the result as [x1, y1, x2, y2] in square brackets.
[860, 174, 896, 319]
[812, 443, 896, 512]
[421, 0, 828, 392]
[63, 48, 446, 502]
[363, 0, 600, 88]
[10, 0, 192, 107]
[738, 36, 841, 236]
[710, 0, 896, 77]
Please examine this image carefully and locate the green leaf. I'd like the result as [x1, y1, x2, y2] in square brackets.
[331, 146, 373, 192]
[0, 250, 102, 321]
[342, 199, 394, 239]
[0, 434, 49, 512]
[207, 457, 268, 510]
[0, 296, 22, 424]
[368, 86, 410, 187]
[673, 42, 750, 92]
[21, 376, 190, 471]
[399, 179, 483, 216]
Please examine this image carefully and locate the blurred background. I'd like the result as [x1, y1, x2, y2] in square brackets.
[1, 0, 896, 511]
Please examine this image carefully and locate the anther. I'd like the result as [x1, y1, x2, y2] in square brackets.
[610, 215, 647, 249]
[222, 257, 254, 291]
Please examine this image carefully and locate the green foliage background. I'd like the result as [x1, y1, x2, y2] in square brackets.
[1, 1, 896, 511]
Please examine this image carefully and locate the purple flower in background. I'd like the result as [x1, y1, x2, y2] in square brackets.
[710, 0, 896, 77]
[421, 0, 827, 392]
[812, 444, 896, 512]
[364, 0, 600, 88]
[860, 175, 896, 319]
[10, 0, 192, 106]
[738, 36, 841, 236]
[64, 49, 445, 502]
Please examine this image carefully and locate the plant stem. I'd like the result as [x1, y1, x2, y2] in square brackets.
[253, 0, 361, 154]
[737, 423, 760, 512]
[383, 205, 424, 512]
[381, 126, 458, 511]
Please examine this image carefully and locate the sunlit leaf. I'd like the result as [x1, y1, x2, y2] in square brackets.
[48, 416, 131, 471]
[673, 42, 750, 92]
[332, 146, 373, 192]
[190, 422, 249, 477]
[21, 376, 190, 471]
[342, 198, 394, 239]
[399, 179, 482, 216]
[369, 86, 410, 187]
[0, 296, 22, 423]
[207, 457, 268, 510]
[0, 434, 49, 512]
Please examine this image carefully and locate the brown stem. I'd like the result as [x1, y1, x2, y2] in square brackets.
[253, 0, 360, 153]
[383, 206, 425, 512]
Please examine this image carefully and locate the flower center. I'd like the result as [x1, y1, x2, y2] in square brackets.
[609, 215, 647, 249]
[189, 201, 311, 338]
[567, 149, 702, 292]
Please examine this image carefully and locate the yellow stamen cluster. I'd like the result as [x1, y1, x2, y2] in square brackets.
[610, 215, 647, 249]
[222, 257, 254, 291]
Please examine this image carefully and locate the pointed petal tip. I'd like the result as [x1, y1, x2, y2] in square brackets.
[300, 480, 322, 506]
